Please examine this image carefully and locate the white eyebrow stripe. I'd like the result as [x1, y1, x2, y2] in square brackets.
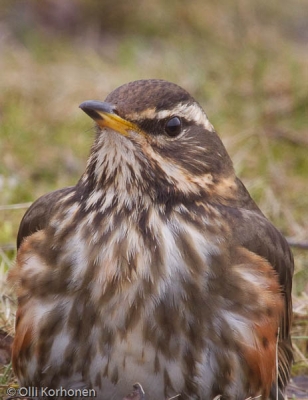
[127, 103, 214, 132]
[157, 103, 214, 131]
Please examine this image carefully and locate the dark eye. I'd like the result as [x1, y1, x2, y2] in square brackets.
[165, 117, 182, 137]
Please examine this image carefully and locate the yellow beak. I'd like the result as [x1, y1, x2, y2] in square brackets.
[79, 100, 140, 137]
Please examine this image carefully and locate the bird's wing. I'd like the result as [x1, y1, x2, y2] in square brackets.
[17, 187, 75, 249]
[220, 203, 293, 395]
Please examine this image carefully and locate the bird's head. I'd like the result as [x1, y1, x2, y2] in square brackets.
[79, 79, 236, 206]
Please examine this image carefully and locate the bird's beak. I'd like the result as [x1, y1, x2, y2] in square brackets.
[79, 100, 140, 137]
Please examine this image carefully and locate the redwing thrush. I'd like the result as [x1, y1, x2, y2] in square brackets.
[9, 79, 293, 400]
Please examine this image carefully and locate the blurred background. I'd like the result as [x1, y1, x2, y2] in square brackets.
[0, 0, 307, 390]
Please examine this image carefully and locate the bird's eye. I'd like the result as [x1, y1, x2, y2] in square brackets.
[165, 117, 182, 137]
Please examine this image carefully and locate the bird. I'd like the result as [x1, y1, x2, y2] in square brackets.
[9, 79, 293, 400]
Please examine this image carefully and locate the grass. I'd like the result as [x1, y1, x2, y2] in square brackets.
[0, 0, 307, 393]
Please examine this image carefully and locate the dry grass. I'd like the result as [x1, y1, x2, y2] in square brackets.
[0, 0, 307, 394]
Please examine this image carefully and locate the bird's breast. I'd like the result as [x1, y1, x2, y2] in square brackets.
[12, 203, 283, 399]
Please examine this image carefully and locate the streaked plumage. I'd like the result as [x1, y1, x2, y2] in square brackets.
[9, 79, 293, 400]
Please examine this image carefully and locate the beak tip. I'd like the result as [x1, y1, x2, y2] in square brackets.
[79, 100, 115, 115]
[79, 101, 92, 113]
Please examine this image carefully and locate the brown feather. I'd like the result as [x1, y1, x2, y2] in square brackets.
[9, 79, 293, 400]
